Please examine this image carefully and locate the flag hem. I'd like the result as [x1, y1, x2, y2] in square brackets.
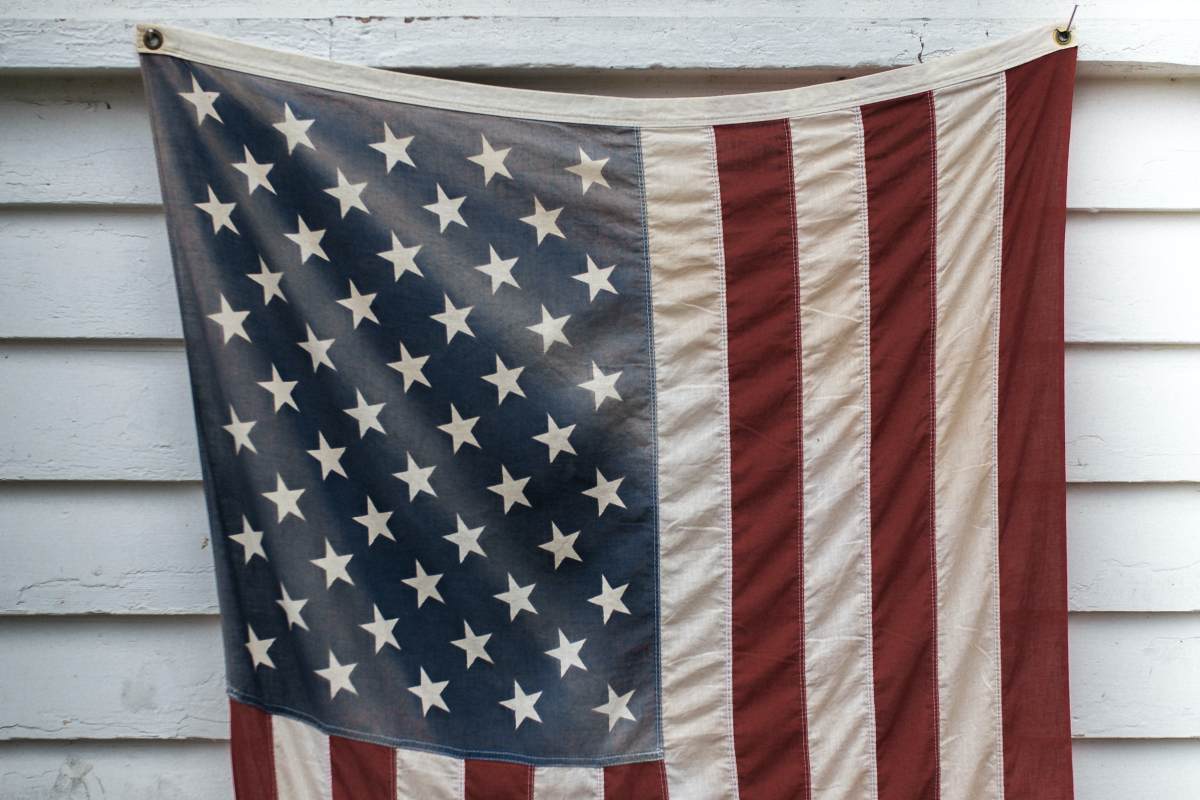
[133, 21, 1077, 127]
[227, 687, 668, 769]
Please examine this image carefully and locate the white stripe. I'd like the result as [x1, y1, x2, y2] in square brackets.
[640, 126, 740, 800]
[932, 74, 1007, 800]
[394, 748, 464, 800]
[790, 109, 879, 800]
[272, 716, 332, 800]
[533, 766, 603, 799]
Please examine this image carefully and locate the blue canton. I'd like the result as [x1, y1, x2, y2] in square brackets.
[140, 54, 660, 765]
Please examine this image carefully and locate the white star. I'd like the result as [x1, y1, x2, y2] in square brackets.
[532, 414, 575, 462]
[222, 405, 256, 454]
[284, 215, 327, 263]
[343, 389, 386, 438]
[324, 168, 369, 217]
[494, 573, 536, 620]
[206, 294, 250, 343]
[228, 515, 266, 564]
[231, 146, 274, 194]
[297, 324, 336, 372]
[179, 74, 222, 125]
[370, 123, 415, 172]
[583, 469, 626, 516]
[430, 293, 474, 343]
[359, 604, 400, 653]
[276, 583, 309, 631]
[257, 364, 298, 413]
[262, 473, 305, 522]
[353, 497, 394, 545]
[422, 183, 467, 232]
[589, 576, 630, 623]
[539, 523, 581, 569]
[378, 232, 423, 280]
[451, 621, 492, 668]
[520, 196, 565, 245]
[488, 466, 531, 514]
[248, 257, 286, 305]
[403, 560, 444, 607]
[443, 514, 486, 563]
[437, 404, 480, 454]
[573, 255, 617, 301]
[473, 245, 519, 294]
[499, 681, 542, 729]
[545, 629, 587, 677]
[393, 452, 437, 501]
[481, 355, 525, 404]
[310, 538, 354, 588]
[526, 304, 571, 353]
[195, 185, 238, 235]
[307, 432, 347, 479]
[315, 649, 357, 698]
[593, 685, 636, 731]
[565, 147, 610, 194]
[388, 342, 430, 391]
[578, 361, 623, 409]
[337, 279, 379, 328]
[408, 667, 449, 716]
[274, 103, 314, 154]
[245, 625, 274, 670]
[467, 134, 512, 185]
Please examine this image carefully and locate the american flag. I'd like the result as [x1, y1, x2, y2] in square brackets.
[138, 22, 1077, 800]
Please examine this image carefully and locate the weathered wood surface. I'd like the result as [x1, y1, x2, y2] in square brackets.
[3, 4, 1200, 74]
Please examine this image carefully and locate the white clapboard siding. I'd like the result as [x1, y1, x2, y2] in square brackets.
[1, 613, 1195, 741]
[3, 738, 1196, 800]
[4, 481, 1198, 616]
[1073, 739, 1200, 798]
[1, 3, 1198, 797]
[6, 208, 1200, 345]
[2, 343, 1195, 482]
[3, 7, 1200, 74]
[1067, 484, 1200, 613]
[0, 741, 232, 800]
[0, 482, 216, 615]
[2, 75, 1199, 210]
[0, 617, 227, 740]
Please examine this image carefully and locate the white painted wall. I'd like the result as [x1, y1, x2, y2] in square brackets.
[2, 2, 1199, 797]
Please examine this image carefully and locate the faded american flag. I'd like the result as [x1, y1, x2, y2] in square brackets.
[137, 21, 1078, 800]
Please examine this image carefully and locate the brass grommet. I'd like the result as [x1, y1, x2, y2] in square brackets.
[143, 27, 164, 50]
[1053, 26, 1073, 46]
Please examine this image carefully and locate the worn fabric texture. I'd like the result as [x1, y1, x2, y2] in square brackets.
[138, 21, 1077, 800]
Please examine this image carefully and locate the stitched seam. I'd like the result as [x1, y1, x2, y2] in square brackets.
[633, 126, 666, 761]
[227, 687, 662, 766]
[925, 89, 944, 800]
[705, 124, 743, 800]
[853, 107, 882, 800]
[781, 119, 814, 800]
[991, 74, 1009, 800]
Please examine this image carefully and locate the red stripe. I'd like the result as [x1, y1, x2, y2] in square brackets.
[713, 119, 810, 799]
[999, 48, 1078, 800]
[604, 760, 669, 800]
[860, 91, 941, 800]
[229, 699, 277, 800]
[464, 759, 533, 800]
[330, 735, 395, 800]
